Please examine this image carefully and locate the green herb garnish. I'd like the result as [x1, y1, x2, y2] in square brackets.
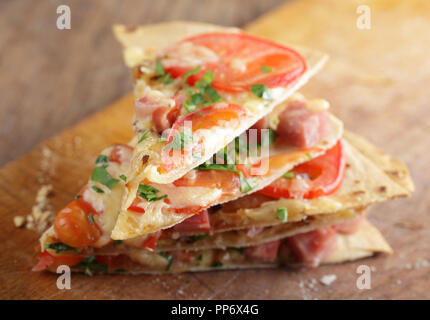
[164, 129, 193, 151]
[189, 234, 210, 242]
[155, 58, 165, 77]
[91, 165, 119, 190]
[45, 242, 78, 254]
[182, 66, 201, 84]
[74, 255, 108, 276]
[250, 84, 272, 101]
[231, 247, 244, 254]
[197, 254, 203, 261]
[91, 185, 104, 194]
[119, 174, 127, 182]
[138, 184, 168, 202]
[277, 207, 288, 222]
[197, 162, 257, 193]
[95, 154, 109, 164]
[138, 131, 149, 143]
[306, 152, 312, 160]
[88, 213, 95, 224]
[283, 172, 295, 179]
[159, 252, 174, 271]
[211, 261, 223, 268]
[261, 66, 273, 73]
[114, 240, 123, 244]
[74, 195, 81, 200]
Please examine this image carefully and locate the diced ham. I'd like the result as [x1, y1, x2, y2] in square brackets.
[173, 210, 210, 235]
[134, 88, 172, 120]
[152, 106, 171, 133]
[244, 240, 281, 262]
[276, 100, 330, 148]
[287, 227, 338, 267]
[246, 226, 265, 238]
[134, 88, 181, 133]
[333, 213, 367, 235]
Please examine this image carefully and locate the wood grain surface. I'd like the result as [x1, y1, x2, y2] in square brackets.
[1, 0, 429, 299]
[0, 0, 285, 166]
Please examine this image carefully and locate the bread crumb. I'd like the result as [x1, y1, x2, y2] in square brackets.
[18, 184, 55, 233]
[13, 216, 25, 227]
[320, 274, 337, 286]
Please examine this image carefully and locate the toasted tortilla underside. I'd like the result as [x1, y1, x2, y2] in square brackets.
[112, 115, 343, 240]
[69, 220, 391, 274]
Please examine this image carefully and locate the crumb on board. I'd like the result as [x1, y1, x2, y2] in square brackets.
[14, 184, 54, 233]
[320, 274, 337, 286]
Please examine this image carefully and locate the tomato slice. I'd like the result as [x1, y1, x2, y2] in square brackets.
[258, 140, 346, 199]
[33, 246, 84, 271]
[161, 103, 247, 171]
[164, 33, 306, 92]
[127, 197, 146, 214]
[54, 199, 102, 248]
[139, 231, 161, 251]
[109, 144, 133, 164]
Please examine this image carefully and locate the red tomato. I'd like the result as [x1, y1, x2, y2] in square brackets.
[259, 140, 346, 199]
[139, 231, 161, 251]
[109, 144, 133, 164]
[127, 197, 146, 214]
[162, 103, 247, 171]
[33, 247, 83, 271]
[54, 200, 102, 248]
[164, 33, 306, 92]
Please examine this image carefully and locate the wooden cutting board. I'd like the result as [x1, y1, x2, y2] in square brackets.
[1, 0, 429, 299]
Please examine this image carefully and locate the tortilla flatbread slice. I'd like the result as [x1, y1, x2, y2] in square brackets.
[63, 220, 391, 274]
[113, 21, 328, 186]
[112, 112, 343, 240]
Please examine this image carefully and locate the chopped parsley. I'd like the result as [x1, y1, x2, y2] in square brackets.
[283, 172, 295, 179]
[119, 174, 127, 182]
[306, 152, 313, 160]
[74, 195, 81, 200]
[250, 84, 272, 101]
[155, 58, 174, 84]
[211, 261, 223, 268]
[91, 185, 104, 193]
[261, 65, 273, 73]
[114, 240, 123, 244]
[45, 242, 78, 254]
[197, 254, 203, 261]
[189, 234, 210, 242]
[182, 66, 201, 84]
[74, 255, 108, 276]
[197, 162, 257, 193]
[231, 247, 244, 254]
[182, 70, 221, 112]
[164, 129, 193, 151]
[204, 85, 221, 103]
[159, 252, 174, 271]
[277, 207, 288, 222]
[138, 131, 149, 143]
[155, 58, 165, 77]
[95, 154, 109, 164]
[91, 165, 119, 190]
[138, 184, 168, 202]
[88, 213, 95, 224]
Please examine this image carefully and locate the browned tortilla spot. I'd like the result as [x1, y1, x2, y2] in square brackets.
[379, 186, 387, 193]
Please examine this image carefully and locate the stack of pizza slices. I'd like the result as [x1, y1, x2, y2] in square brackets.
[34, 22, 413, 275]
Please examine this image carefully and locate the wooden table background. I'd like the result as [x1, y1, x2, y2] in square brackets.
[1, 0, 430, 299]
